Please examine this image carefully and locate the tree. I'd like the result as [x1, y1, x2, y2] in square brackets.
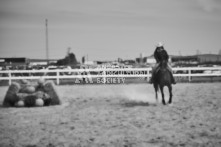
[57, 52, 78, 66]
[68, 53, 77, 65]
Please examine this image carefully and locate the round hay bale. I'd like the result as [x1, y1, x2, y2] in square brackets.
[19, 79, 31, 90]
[36, 78, 45, 92]
[15, 100, 25, 107]
[43, 81, 61, 105]
[20, 86, 36, 94]
[24, 95, 37, 107]
[37, 78, 45, 85]
[3, 82, 21, 107]
[35, 98, 44, 107]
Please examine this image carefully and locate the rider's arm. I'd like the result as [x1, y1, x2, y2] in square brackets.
[162, 50, 169, 61]
[154, 49, 160, 63]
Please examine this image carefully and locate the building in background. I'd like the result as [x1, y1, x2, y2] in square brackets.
[171, 54, 221, 67]
[29, 59, 57, 66]
[197, 54, 221, 63]
[0, 58, 29, 69]
[0, 57, 58, 70]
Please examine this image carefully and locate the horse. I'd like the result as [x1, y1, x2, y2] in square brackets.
[153, 60, 173, 105]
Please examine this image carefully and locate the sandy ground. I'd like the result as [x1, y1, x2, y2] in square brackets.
[0, 83, 221, 147]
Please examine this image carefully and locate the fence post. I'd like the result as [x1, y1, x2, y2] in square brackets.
[103, 69, 106, 84]
[147, 68, 150, 82]
[56, 71, 60, 85]
[8, 71, 12, 85]
[188, 69, 191, 82]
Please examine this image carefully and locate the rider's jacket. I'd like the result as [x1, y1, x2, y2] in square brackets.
[154, 47, 169, 63]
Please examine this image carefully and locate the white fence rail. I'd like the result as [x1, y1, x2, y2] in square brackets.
[0, 67, 221, 85]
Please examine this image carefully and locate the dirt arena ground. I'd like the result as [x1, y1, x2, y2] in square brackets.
[0, 83, 221, 147]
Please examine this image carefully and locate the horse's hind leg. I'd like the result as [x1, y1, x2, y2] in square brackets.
[154, 84, 158, 102]
[168, 85, 173, 104]
[160, 86, 166, 105]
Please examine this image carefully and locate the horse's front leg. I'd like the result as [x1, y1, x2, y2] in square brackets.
[160, 86, 166, 105]
[168, 85, 173, 104]
[155, 91, 158, 103]
[154, 84, 158, 103]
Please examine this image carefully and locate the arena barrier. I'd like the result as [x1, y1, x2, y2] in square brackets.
[0, 67, 221, 85]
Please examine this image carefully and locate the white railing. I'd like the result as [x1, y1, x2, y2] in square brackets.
[0, 67, 221, 85]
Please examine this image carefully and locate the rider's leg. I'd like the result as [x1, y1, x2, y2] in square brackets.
[167, 64, 176, 84]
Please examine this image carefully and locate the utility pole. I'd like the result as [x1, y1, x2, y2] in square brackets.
[45, 19, 49, 65]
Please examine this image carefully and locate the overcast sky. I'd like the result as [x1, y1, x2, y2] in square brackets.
[0, 0, 221, 61]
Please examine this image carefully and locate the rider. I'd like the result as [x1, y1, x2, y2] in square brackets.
[150, 42, 176, 84]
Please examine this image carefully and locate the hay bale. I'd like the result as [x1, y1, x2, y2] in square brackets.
[42, 93, 52, 106]
[19, 79, 31, 90]
[3, 82, 21, 107]
[24, 95, 37, 107]
[15, 100, 25, 107]
[35, 84, 45, 92]
[43, 81, 61, 105]
[38, 78, 45, 85]
[20, 86, 36, 94]
[35, 98, 44, 107]
[20, 79, 30, 85]
[32, 91, 52, 106]
[27, 86, 35, 93]
[35, 78, 46, 92]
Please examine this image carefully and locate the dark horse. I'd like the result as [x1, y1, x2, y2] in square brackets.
[153, 60, 173, 105]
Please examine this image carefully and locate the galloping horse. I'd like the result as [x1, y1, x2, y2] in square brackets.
[153, 60, 173, 105]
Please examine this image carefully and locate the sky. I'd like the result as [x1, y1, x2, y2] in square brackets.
[0, 0, 221, 61]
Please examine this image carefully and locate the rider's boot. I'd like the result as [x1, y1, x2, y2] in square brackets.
[170, 72, 176, 84]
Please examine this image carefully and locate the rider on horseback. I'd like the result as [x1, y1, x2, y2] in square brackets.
[149, 42, 176, 84]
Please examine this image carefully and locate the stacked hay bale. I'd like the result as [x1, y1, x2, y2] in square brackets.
[43, 81, 61, 105]
[3, 82, 20, 107]
[2, 78, 61, 107]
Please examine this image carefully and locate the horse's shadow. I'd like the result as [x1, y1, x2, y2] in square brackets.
[121, 100, 157, 107]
